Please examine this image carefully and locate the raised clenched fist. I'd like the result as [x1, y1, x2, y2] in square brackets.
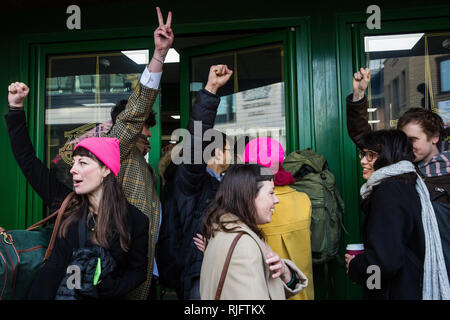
[352, 67, 370, 102]
[8, 82, 29, 108]
[204, 65, 233, 95]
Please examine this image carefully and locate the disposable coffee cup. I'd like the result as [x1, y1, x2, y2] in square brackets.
[346, 244, 364, 256]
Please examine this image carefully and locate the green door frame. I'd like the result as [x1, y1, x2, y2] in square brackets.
[17, 16, 312, 227]
[20, 38, 161, 226]
[179, 29, 299, 154]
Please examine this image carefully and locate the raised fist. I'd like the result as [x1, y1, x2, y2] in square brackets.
[352, 67, 370, 101]
[8, 82, 29, 108]
[204, 65, 233, 95]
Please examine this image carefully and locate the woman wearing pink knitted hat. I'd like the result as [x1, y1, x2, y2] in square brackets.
[6, 82, 149, 299]
[243, 137, 315, 300]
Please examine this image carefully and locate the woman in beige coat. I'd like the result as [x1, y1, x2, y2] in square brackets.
[200, 164, 308, 300]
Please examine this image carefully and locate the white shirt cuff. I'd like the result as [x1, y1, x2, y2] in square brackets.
[140, 67, 162, 89]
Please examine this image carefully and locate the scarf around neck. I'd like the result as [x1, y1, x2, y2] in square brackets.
[274, 164, 295, 186]
[360, 160, 450, 300]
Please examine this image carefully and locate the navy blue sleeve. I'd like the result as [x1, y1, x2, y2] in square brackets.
[175, 89, 220, 197]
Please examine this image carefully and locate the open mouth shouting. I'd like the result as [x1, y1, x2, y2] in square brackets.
[73, 178, 83, 188]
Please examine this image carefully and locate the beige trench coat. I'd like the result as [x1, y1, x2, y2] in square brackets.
[200, 214, 308, 300]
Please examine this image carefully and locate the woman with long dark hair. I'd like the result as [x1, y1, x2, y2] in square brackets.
[6, 82, 149, 299]
[200, 164, 308, 299]
[345, 129, 449, 299]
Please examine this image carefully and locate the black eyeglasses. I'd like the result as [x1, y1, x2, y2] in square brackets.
[358, 150, 378, 161]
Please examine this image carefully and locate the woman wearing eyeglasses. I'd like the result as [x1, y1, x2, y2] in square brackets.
[345, 129, 450, 300]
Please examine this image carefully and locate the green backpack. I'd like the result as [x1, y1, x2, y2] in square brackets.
[283, 149, 345, 265]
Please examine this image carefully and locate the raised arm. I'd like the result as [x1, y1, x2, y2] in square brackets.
[107, 7, 174, 160]
[5, 82, 72, 210]
[176, 65, 233, 195]
[149, 7, 173, 73]
[346, 67, 372, 148]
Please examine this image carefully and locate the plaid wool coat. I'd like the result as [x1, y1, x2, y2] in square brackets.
[106, 82, 161, 299]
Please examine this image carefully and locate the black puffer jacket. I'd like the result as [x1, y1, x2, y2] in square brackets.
[157, 89, 221, 299]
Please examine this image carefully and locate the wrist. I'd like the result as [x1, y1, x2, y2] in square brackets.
[281, 266, 292, 283]
[352, 91, 365, 102]
[153, 49, 167, 60]
[204, 84, 218, 95]
[284, 269, 297, 288]
[151, 56, 164, 65]
[9, 103, 23, 109]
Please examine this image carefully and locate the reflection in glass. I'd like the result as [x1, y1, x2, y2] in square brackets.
[189, 43, 286, 153]
[46, 50, 149, 188]
[365, 32, 450, 134]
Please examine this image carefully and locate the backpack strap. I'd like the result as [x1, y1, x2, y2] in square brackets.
[215, 231, 246, 300]
[333, 185, 349, 235]
[294, 164, 314, 180]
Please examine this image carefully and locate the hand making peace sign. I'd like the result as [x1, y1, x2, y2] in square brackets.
[154, 7, 174, 60]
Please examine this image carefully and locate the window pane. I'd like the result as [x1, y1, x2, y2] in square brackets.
[189, 43, 286, 152]
[365, 32, 450, 132]
[46, 50, 148, 188]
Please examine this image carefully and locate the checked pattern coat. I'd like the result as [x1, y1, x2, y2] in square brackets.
[106, 82, 161, 300]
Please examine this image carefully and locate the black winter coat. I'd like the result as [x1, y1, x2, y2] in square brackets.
[348, 173, 426, 300]
[5, 109, 149, 300]
[156, 161, 184, 297]
[156, 89, 221, 299]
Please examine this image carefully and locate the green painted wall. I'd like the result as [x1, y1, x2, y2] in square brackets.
[1, 0, 449, 300]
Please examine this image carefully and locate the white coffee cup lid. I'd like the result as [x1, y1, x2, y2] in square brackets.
[346, 243, 364, 250]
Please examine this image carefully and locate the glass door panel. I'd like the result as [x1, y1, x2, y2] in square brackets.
[45, 50, 150, 188]
[187, 41, 287, 152]
[364, 31, 450, 137]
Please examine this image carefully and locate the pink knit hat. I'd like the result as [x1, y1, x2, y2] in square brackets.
[74, 137, 121, 176]
[243, 137, 295, 186]
[243, 137, 284, 170]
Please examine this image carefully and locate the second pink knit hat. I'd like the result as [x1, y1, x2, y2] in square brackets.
[243, 137, 285, 170]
